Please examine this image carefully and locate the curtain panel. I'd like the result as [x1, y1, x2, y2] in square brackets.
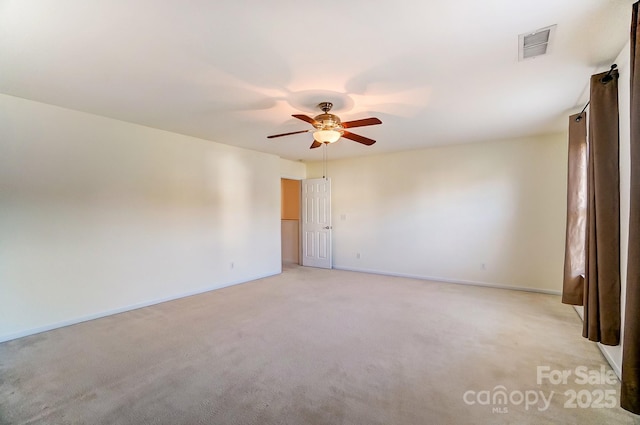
[562, 114, 588, 305]
[582, 70, 621, 346]
[621, 0, 640, 414]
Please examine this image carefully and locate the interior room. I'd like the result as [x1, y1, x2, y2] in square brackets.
[2, 1, 640, 423]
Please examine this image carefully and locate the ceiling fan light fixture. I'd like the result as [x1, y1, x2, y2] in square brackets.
[267, 101, 380, 148]
[313, 129, 341, 144]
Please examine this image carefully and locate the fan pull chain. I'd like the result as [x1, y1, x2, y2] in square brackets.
[322, 143, 328, 179]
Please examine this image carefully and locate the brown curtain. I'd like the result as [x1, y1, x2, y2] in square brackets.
[622, 1, 640, 414]
[582, 70, 621, 346]
[562, 114, 588, 305]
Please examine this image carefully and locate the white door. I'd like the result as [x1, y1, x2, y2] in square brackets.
[301, 178, 332, 269]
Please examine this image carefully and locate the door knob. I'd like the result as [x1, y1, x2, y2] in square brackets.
[323, 226, 332, 229]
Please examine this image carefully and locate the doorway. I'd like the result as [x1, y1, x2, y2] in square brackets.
[281, 178, 301, 265]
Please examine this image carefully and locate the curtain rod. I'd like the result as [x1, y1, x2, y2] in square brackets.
[575, 64, 618, 122]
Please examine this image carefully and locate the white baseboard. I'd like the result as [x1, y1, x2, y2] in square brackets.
[333, 265, 562, 295]
[572, 305, 585, 320]
[0, 271, 280, 344]
[597, 343, 622, 380]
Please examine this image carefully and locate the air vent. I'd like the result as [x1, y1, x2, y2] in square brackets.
[518, 25, 556, 61]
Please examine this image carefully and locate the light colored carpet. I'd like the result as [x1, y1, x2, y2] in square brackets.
[1, 265, 639, 424]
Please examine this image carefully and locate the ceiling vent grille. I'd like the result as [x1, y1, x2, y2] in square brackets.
[518, 25, 556, 61]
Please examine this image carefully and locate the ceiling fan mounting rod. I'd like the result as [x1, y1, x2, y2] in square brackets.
[318, 102, 333, 113]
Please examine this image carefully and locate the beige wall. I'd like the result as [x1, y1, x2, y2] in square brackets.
[281, 220, 299, 264]
[281, 179, 301, 220]
[279, 158, 306, 180]
[0, 93, 282, 342]
[307, 133, 567, 293]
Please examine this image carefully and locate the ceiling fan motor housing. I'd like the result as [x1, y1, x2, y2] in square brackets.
[313, 102, 343, 132]
[313, 113, 343, 131]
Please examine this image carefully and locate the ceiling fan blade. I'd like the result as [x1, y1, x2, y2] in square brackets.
[267, 129, 311, 139]
[310, 141, 322, 149]
[342, 131, 376, 146]
[292, 114, 319, 126]
[341, 117, 382, 128]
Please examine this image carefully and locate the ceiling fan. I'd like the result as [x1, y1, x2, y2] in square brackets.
[267, 102, 382, 149]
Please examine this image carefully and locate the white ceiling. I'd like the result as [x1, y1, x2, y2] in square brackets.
[0, 0, 634, 161]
